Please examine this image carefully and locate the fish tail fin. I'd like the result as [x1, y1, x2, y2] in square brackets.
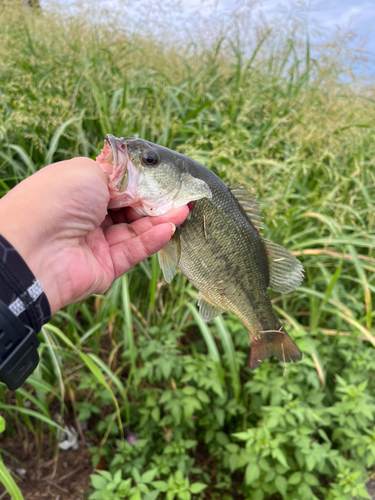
[249, 327, 302, 370]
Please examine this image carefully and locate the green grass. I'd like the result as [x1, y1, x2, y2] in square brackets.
[0, 1, 375, 499]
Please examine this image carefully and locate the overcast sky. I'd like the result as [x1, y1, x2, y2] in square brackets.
[184, 0, 374, 49]
[48, 0, 375, 68]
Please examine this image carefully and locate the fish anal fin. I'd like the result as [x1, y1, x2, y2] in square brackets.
[158, 227, 181, 284]
[249, 327, 302, 370]
[229, 183, 264, 230]
[198, 293, 224, 322]
[263, 239, 304, 294]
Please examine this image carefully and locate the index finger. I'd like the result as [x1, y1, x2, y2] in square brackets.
[105, 205, 189, 247]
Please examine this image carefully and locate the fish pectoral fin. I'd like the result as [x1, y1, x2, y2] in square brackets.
[198, 293, 224, 321]
[249, 327, 302, 370]
[263, 239, 304, 293]
[229, 183, 264, 230]
[158, 228, 181, 284]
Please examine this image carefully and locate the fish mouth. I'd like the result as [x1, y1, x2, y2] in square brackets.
[96, 134, 129, 192]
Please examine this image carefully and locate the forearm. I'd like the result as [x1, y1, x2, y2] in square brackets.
[0, 173, 62, 316]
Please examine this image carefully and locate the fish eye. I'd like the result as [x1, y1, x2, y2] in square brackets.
[141, 150, 159, 166]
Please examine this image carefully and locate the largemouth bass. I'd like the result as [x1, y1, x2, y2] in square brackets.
[97, 135, 303, 369]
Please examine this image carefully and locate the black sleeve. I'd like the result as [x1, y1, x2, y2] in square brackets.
[0, 235, 51, 332]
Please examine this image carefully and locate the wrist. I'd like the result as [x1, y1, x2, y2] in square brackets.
[0, 194, 61, 316]
[0, 233, 51, 332]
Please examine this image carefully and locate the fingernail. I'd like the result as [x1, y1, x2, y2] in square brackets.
[169, 223, 176, 234]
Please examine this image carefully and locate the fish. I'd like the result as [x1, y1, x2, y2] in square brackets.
[96, 135, 304, 369]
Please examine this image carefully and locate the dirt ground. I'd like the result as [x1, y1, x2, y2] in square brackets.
[0, 432, 93, 500]
[368, 481, 375, 500]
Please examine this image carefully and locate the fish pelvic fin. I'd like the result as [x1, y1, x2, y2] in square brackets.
[249, 327, 302, 370]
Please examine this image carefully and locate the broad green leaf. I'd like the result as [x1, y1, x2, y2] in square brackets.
[190, 483, 207, 494]
[288, 471, 302, 485]
[245, 463, 260, 484]
[142, 469, 157, 483]
[275, 475, 288, 497]
[153, 481, 168, 492]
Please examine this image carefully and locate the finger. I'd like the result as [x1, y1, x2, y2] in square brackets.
[110, 222, 176, 278]
[105, 205, 189, 247]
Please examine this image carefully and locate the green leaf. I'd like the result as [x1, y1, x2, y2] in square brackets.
[190, 483, 207, 493]
[252, 490, 264, 500]
[151, 406, 160, 422]
[122, 274, 136, 366]
[226, 443, 239, 453]
[178, 492, 191, 500]
[182, 386, 196, 396]
[175, 470, 183, 482]
[132, 468, 142, 483]
[91, 473, 108, 490]
[197, 390, 210, 403]
[144, 492, 160, 500]
[214, 317, 241, 400]
[245, 464, 260, 484]
[216, 432, 229, 446]
[77, 351, 124, 441]
[0, 456, 24, 500]
[185, 302, 224, 383]
[258, 459, 270, 472]
[275, 476, 288, 497]
[272, 449, 289, 469]
[153, 481, 168, 492]
[0, 416, 5, 434]
[304, 473, 319, 486]
[233, 432, 249, 441]
[288, 472, 302, 485]
[142, 469, 157, 483]
[130, 491, 142, 500]
[0, 404, 64, 433]
[45, 116, 81, 165]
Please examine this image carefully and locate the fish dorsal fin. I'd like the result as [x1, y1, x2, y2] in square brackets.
[198, 293, 224, 321]
[229, 183, 264, 230]
[158, 227, 181, 283]
[263, 239, 304, 293]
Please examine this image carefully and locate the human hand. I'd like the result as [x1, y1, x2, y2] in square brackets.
[0, 158, 189, 315]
